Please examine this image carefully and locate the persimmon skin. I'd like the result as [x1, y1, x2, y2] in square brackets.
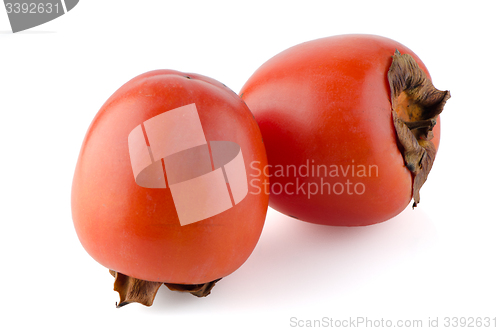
[240, 34, 440, 226]
[72, 70, 268, 284]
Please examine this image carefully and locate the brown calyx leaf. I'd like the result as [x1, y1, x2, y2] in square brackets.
[110, 270, 163, 308]
[109, 270, 221, 307]
[164, 278, 221, 297]
[388, 50, 450, 208]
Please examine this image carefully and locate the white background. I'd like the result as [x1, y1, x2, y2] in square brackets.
[1, 1, 498, 330]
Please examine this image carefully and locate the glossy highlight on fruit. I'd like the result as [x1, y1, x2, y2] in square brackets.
[72, 70, 269, 306]
[240, 34, 449, 226]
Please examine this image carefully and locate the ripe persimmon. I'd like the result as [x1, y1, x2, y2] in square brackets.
[240, 34, 449, 226]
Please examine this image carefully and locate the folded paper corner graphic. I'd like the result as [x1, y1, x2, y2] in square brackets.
[128, 104, 248, 226]
[65, 0, 79, 12]
[5, 0, 80, 33]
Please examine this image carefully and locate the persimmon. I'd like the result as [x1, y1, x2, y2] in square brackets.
[72, 70, 268, 306]
[240, 34, 450, 226]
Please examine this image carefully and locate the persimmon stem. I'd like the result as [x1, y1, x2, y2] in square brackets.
[388, 50, 450, 207]
[109, 270, 220, 307]
[164, 278, 221, 297]
[110, 270, 162, 308]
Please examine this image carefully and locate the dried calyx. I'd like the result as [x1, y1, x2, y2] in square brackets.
[388, 50, 450, 208]
[109, 270, 221, 308]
